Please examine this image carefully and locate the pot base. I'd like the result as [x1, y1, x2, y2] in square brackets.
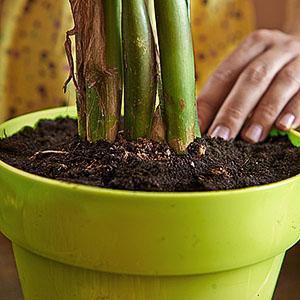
[14, 244, 284, 300]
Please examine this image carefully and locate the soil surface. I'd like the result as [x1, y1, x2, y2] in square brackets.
[0, 118, 299, 192]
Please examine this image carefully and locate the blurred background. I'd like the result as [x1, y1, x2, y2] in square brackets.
[0, 0, 299, 299]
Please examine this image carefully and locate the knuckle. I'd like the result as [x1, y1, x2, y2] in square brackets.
[282, 40, 300, 56]
[222, 106, 244, 122]
[249, 29, 271, 42]
[279, 68, 300, 85]
[243, 63, 270, 84]
[211, 68, 234, 84]
[258, 104, 278, 120]
[285, 39, 300, 50]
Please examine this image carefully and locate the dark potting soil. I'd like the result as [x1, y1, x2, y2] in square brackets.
[0, 118, 299, 192]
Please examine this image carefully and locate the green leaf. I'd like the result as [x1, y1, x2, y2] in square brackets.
[269, 129, 300, 147]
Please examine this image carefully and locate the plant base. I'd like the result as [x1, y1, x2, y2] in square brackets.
[1, 108, 299, 300]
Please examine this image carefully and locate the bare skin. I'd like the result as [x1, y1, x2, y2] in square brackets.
[198, 0, 300, 143]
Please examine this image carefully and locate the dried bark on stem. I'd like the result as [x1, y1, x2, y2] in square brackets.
[65, 0, 122, 142]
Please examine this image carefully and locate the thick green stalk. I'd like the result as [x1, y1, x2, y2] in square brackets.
[122, 0, 157, 140]
[66, 0, 122, 142]
[186, 0, 201, 138]
[154, 0, 196, 153]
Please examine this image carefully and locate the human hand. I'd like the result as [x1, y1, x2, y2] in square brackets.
[197, 29, 300, 143]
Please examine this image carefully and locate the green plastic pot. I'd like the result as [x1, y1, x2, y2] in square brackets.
[0, 107, 299, 300]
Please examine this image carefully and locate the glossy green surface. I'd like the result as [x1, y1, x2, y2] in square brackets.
[0, 107, 299, 299]
[289, 129, 300, 147]
[122, 0, 156, 140]
[154, 0, 196, 152]
[13, 244, 284, 300]
[270, 128, 300, 147]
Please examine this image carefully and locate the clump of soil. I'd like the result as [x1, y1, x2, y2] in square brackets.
[0, 118, 299, 192]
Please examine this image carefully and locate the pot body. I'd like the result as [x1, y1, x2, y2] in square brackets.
[0, 107, 300, 300]
[13, 244, 284, 300]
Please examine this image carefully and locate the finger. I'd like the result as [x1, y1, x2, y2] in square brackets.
[208, 44, 300, 140]
[276, 90, 300, 130]
[198, 30, 288, 132]
[241, 57, 300, 142]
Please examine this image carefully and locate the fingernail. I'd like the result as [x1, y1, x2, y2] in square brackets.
[245, 124, 263, 143]
[210, 125, 230, 140]
[278, 113, 295, 130]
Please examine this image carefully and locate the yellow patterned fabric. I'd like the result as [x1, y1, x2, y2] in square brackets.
[192, 0, 255, 93]
[0, 0, 75, 121]
[0, 0, 255, 121]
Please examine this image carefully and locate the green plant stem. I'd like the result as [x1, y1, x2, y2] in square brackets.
[67, 0, 122, 143]
[185, 0, 201, 138]
[122, 0, 157, 140]
[154, 0, 196, 153]
[86, 0, 122, 142]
